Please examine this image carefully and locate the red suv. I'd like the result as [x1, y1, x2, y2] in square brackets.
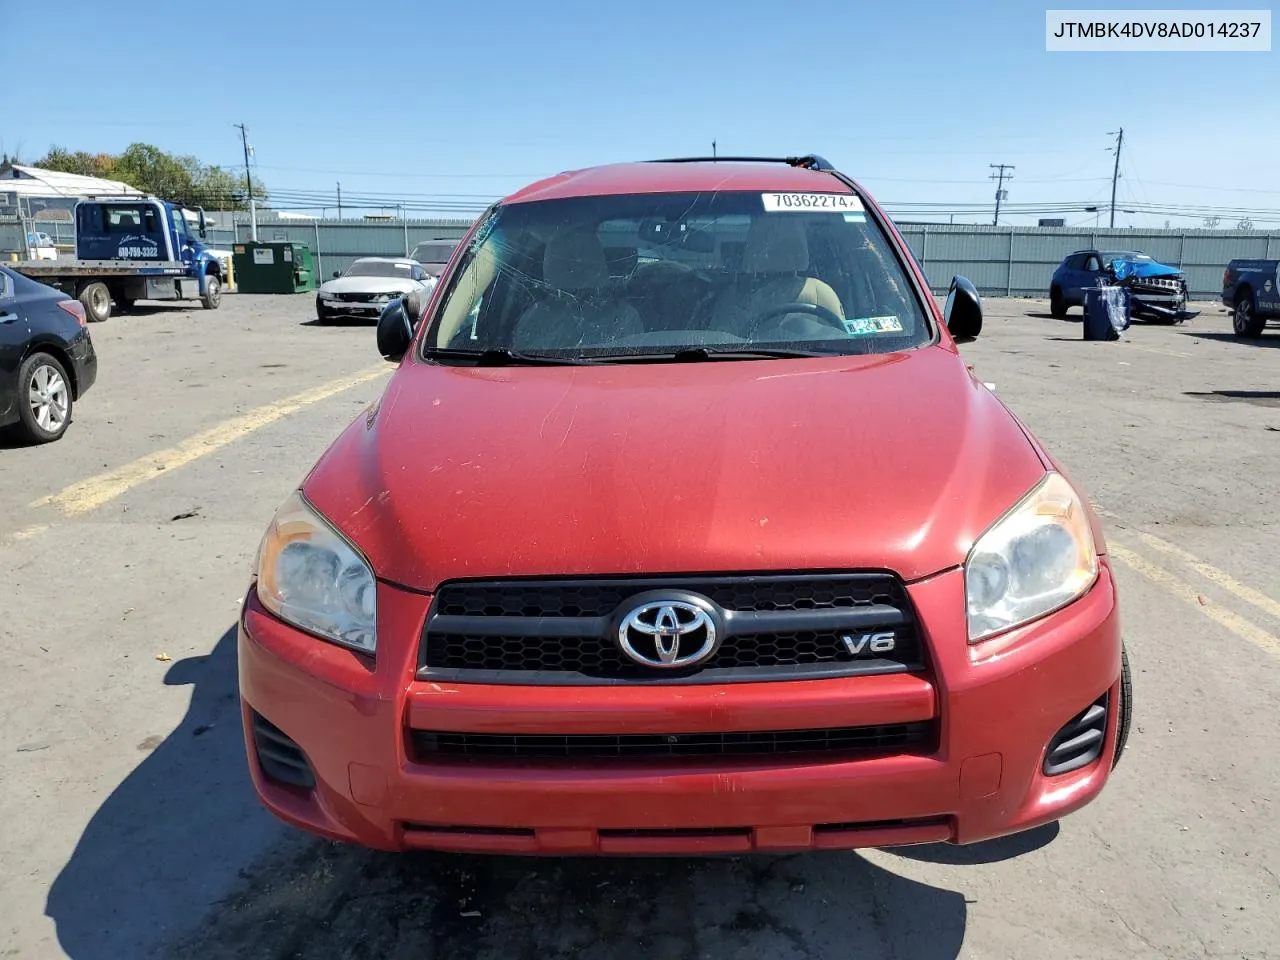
[240, 155, 1131, 855]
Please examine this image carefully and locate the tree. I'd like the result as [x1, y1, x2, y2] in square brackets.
[35, 142, 267, 210]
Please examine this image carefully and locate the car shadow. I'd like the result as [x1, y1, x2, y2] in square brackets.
[47, 622, 1052, 959]
[885, 821, 1058, 864]
[299, 315, 377, 328]
[1184, 390, 1280, 408]
[111, 304, 191, 319]
[1025, 311, 1081, 322]
[171, 844, 971, 959]
[1178, 329, 1280, 349]
[45, 625, 289, 960]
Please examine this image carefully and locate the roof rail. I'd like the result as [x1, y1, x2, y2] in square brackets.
[646, 155, 835, 171]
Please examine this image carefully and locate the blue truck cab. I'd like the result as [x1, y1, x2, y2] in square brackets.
[1222, 258, 1280, 339]
[13, 196, 225, 322]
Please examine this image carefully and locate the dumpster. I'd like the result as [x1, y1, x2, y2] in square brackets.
[232, 241, 316, 294]
[1083, 284, 1130, 341]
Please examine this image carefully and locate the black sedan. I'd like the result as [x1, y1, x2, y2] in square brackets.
[0, 265, 98, 444]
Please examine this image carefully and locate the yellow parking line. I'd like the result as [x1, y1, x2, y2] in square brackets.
[31, 365, 390, 518]
[1128, 530, 1280, 623]
[1109, 542, 1280, 660]
[1099, 509, 1280, 623]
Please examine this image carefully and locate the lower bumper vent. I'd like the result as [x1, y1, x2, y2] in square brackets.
[412, 721, 935, 762]
[1043, 694, 1109, 776]
[251, 711, 316, 789]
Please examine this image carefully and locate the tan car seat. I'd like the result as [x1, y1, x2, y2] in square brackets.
[512, 229, 643, 350]
[712, 216, 844, 339]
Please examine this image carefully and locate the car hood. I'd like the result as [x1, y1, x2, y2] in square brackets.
[1109, 258, 1182, 281]
[304, 346, 1048, 590]
[320, 276, 421, 295]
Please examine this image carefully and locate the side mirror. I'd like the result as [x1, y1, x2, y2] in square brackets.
[943, 276, 983, 342]
[376, 296, 416, 361]
[332, 270, 341, 279]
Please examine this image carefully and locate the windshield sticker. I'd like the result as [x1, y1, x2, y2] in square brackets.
[843, 315, 903, 335]
[842, 212, 866, 223]
[394, 263, 410, 270]
[762, 193, 865, 213]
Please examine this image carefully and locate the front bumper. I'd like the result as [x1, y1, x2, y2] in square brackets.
[238, 562, 1123, 854]
[318, 296, 396, 317]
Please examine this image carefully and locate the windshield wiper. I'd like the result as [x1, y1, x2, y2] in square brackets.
[422, 347, 600, 366]
[590, 347, 832, 363]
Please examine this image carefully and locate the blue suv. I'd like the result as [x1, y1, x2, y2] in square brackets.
[1049, 249, 1188, 321]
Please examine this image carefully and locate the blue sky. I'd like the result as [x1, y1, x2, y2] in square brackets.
[6, 0, 1277, 226]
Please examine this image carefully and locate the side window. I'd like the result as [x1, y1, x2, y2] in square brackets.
[171, 208, 189, 242]
[1083, 255, 1101, 272]
[0, 271, 12, 300]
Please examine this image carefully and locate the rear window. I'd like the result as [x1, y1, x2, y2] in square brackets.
[424, 190, 932, 360]
[411, 241, 458, 264]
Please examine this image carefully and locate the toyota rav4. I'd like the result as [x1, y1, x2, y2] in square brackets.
[240, 154, 1130, 855]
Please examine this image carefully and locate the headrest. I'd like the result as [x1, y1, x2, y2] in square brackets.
[543, 228, 608, 290]
[743, 216, 810, 273]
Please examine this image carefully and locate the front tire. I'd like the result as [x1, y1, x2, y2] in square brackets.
[202, 275, 222, 310]
[1234, 288, 1265, 338]
[78, 281, 111, 323]
[16, 352, 73, 444]
[1049, 286, 1066, 318]
[1112, 644, 1132, 769]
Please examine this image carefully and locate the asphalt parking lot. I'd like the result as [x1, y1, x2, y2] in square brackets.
[2, 293, 1277, 960]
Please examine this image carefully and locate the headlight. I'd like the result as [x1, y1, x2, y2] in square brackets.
[318, 290, 336, 300]
[964, 472, 1098, 642]
[255, 491, 377, 654]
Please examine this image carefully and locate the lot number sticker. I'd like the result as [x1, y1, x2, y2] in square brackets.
[762, 193, 865, 213]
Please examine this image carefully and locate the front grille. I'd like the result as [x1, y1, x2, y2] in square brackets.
[251, 711, 316, 789]
[1043, 694, 1109, 776]
[1130, 277, 1182, 293]
[411, 721, 935, 761]
[330, 291, 391, 303]
[420, 573, 924, 685]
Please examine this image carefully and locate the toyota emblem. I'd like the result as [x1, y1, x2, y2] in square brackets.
[617, 599, 717, 669]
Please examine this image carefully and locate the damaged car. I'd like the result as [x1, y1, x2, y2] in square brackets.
[1050, 249, 1196, 323]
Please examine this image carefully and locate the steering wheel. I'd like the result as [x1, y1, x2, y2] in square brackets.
[744, 301, 846, 338]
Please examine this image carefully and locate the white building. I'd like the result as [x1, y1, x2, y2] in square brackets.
[0, 163, 144, 220]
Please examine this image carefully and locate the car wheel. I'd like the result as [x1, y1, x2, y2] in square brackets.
[1112, 644, 1133, 769]
[1234, 288, 1265, 338]
[78, 281, 111, 323]
[202, 275, 222, 310]
[16, 352, 73, 444]
[1049, 285, 1066, 318]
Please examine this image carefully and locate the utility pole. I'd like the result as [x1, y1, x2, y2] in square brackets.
[234, 122, 257, 240]
[989, 164, 1014, 225]
[1107, 127, 1124, 228]
[712, 139, 717, 159]
[336, 182, 342, 220]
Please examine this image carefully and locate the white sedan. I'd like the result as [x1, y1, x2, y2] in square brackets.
[315, 257, 436, 322]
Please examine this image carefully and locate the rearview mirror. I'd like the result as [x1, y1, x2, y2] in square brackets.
[943, 276, 983, 342]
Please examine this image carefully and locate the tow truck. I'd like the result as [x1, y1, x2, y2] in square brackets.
[9, 196, 224, 322]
